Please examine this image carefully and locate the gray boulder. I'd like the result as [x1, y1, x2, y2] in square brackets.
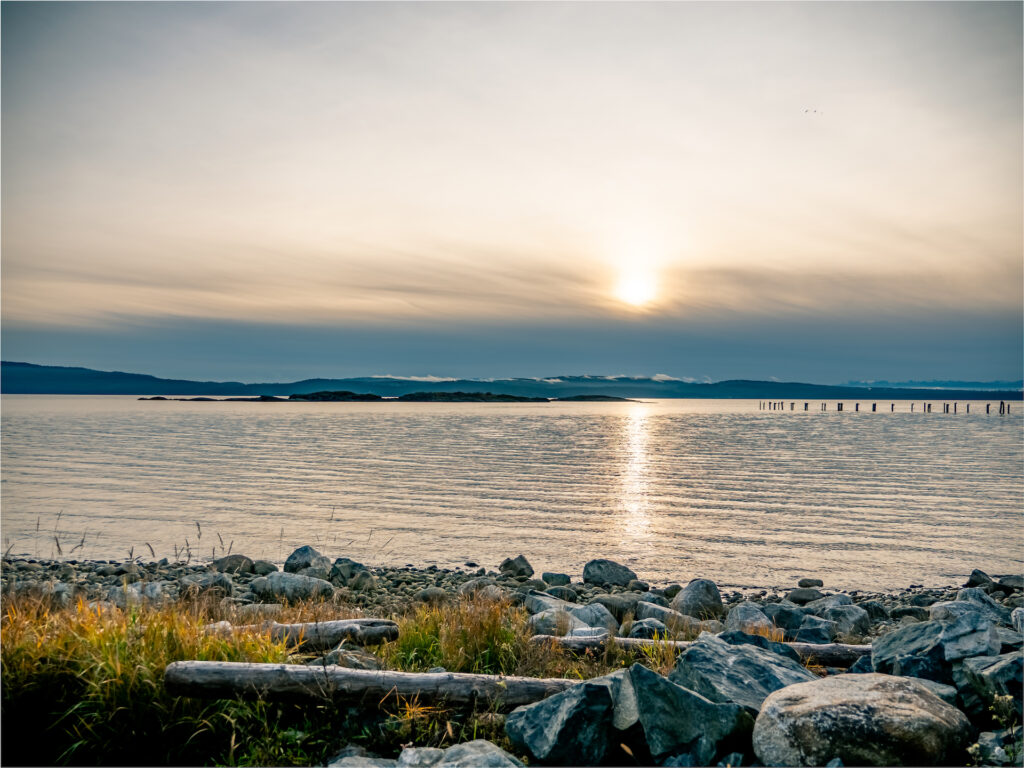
[762, 602, 806, 640]
[629, 618, 669, 639]
[434, 740, 524, 767]
[966, 569, 994, 587]
[803, 593, 853, 616]
[522, 590, 570, 615]
[330, 557, 367, 585]
[668, 633, 817, 716]
[414, 587, 448, 604]
[858, 600, 889, 621]
[545, 586, 577, 602]
[582, 558, 637, 587]
[528, 608, 586, 636]
[505, 680, 614, 765]
[785, 588, 824, 605]
[752, 674, 970, 767]
[891, 606, 930, 622]
[542, 572, 570, 587]
[798, 578, 824, 588]
[634, 601, 701, 635]
[794, 614, 837, 644]
[180, 572, 234, 598]
[457, 577, 496, 597]
[624, 663, 753, 763]
[250, 571, 335, 602]
[716, 630, 802, 664]
[284, 545, 331, 574]
[671, 578, 726, 619]
[960, 653, 1023, 712]
[638, 592, 669, 608]
[996, 574, 1023, 591]
[1013, 607, 1024, 634]
[253, 559, 278, 575]
[591, 593, 640, 622]
[871, 613, 1000, 684]
[956, 587, 1012, 626]
[499, 555, 534, 578]
[725, 602, 773, 634]
[822, 605, 871, 637]
[213, 554, 254, 574]
[569, 602, 619, 631]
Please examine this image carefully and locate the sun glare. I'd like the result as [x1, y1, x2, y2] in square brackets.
[615, 272, 657, 307]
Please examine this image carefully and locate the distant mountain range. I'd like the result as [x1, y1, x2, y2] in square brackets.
[2, 361, 1021, 400]
[848, 379, 1024, 391]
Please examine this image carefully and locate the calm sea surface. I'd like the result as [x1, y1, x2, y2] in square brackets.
[1, 395, 1021, 590]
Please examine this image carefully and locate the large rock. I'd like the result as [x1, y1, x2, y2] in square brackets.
[822, 605, 871, 637]
[623, 664, 753, 763]
[794, 614, 837, 644]
[330, 557, 368, 585]
[284, 545, 331, 574]
[522, 590, 570, 615]
[213, 554, 254, 574]
[671, 578, 726, 619]
[250, 571, 335, 602]
[180, 572, 234, 598]
[762, 602, 806, 640]
[542, 572, 570, 587]
[724, 602, 773, 634]
[528, 608, 586, 636]
[803, 593, 853, 616]
[629, 618, 669, 639]
[499, 555, 534, 579]
[960, 653, 1023, 712]
[752, 674, 971, 766]
[569, 602, 619, 631]
[785, 588, 824, 605]
[668, 633, 817, 716]
[582, 559, 637, 587]
[965, 569, 994, 588]
[505, 681, 614, 765]
[955, 588, 1012, 626]
[716, 630, 802, 664]
[591, 593, 640, 622]
[634, 601, 702, 635]
[872, 613, 1000, 684]
[399, 740, 523, 767]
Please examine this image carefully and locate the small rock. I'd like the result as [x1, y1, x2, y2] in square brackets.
[821, 605, 871, 637]
[891, 605, 930, 621]
[626, 579, 650, 592]
[955, 587, 1012, 626]
[966, 569, 995, 588]
[634, 601, 702, 635]
[857, 600, 889, 621]
[414, 587, 448, 604]
[716, 629, 802, 664]
[252, 559, 278, 575]
[582, 558, 637, 587]
[250, 571, 335, 602]
[528, 609, 586, 636]
[798, 578, 824, 588]
[545, 585, 577, 602]
[569, 602, 619, 631]
[590, 593, 640, 622]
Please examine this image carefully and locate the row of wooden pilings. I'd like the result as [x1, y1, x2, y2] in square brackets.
[759, 401, 1013, 414]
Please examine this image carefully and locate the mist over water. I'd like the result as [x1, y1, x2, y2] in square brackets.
[2, 396, 1020, 590]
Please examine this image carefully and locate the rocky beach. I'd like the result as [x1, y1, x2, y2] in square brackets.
[2, 547, 1021, 766]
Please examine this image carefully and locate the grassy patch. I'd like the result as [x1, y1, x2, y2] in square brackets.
[2, 592, 652, 765]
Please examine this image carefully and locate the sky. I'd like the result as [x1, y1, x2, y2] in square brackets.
[2, 1, 1021, 383]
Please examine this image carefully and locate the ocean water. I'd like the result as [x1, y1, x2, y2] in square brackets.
[1, 395, 1021, 590]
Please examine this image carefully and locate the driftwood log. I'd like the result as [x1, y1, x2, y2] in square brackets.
[205, 619, 399, 651]
[530, 635, 872, 667]
[164, 661, 578, 711]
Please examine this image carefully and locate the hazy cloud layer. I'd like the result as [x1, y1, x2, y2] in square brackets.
[2, 2, 1020, 378]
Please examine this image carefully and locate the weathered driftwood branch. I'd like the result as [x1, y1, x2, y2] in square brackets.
[530, 635, 871, 667]
[164, 661, 579, 711]
[205, 619, 399, 651]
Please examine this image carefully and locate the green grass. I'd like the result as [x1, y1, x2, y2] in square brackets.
[2, 591, 646, 765]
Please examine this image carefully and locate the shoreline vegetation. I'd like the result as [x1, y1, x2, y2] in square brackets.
[2, 548, 1021, 766]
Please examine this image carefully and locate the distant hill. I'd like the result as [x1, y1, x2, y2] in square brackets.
[2, 361, 1021, 400]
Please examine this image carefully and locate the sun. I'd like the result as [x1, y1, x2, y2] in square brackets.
[615, 271, 657, 307]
